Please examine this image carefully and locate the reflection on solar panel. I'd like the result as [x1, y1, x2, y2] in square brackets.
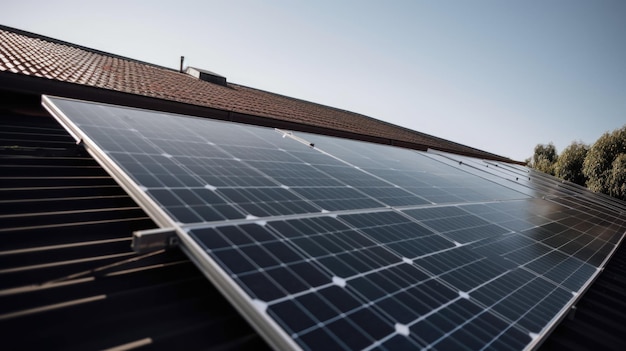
[44, 96, 626, 350]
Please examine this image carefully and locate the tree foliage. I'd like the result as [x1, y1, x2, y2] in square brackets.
[554, 141, 588, 186]
[531, 143, 557, 175]
[582, 126, 626, 200]
[608, 154, 626, 200]
[528, 125, 626, 201]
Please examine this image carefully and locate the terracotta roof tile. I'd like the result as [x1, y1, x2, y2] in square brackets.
[0, 27, 510, 161]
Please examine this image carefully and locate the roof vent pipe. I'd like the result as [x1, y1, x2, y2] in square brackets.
[179, 56, 185, 73]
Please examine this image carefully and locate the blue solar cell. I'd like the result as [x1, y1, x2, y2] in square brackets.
[44, 96, 626, 351]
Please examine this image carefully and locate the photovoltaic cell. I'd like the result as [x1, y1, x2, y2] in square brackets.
[44, 96, 626, 351]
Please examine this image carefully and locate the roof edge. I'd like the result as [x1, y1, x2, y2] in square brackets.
[0, 71, 524, 164]
[224, 83, 520, 164]
[228, 82, 516, 162]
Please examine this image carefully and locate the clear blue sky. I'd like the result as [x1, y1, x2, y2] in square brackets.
[3, 0, 625, 161]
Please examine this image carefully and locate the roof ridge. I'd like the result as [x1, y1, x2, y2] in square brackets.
[0, 25, 516, 163]
[0, 24, 177, 73]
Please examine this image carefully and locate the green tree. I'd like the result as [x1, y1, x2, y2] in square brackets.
[554, 141, 588, 186]
[608, 154, 626, 200]
[582, 125, 626, 200]
[530, 143, 558, 175]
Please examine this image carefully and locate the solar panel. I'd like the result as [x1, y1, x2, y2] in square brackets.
[43, 96, 626, 351]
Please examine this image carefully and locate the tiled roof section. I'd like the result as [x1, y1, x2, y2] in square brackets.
[0, 26, 507, 161]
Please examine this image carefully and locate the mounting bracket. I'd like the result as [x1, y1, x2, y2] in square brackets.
[132, 227, 179, 253]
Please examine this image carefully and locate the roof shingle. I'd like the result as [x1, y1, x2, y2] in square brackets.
[0, 25, 512, 162]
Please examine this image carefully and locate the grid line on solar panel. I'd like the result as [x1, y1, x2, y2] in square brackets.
[421, 152, 538, 198]
[62, 112, 348, 225]
[552, 195, 626, 221]
[287, 186, 386, 212]
[192, 216, 435, 283]
[224, 139, 443, 213]
[299, 132, 535, 205]
[407, 298, 531, 351]
[241, 154, 432, 209]
[343, 148, 532, 208]
[186, 213, 535, 349]
[465, 226, 609, 294]
[301, 135, 440, 171]
[45, 96, 626, 351]
[461, 157, 600, 208]
[363, 267, 551, 350]
[279, 144, 436, 207]
[62, 98, 446, 221]
[244, 161, 344, 187]
[401, 207, 513, 245]
[522, 221, 619, 267]
[89, 140, 331, 224]
[471, 269, 574, 335]
[186, 211, 574, 351]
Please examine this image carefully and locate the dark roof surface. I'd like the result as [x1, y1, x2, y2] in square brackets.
[0, 25, 512, 163]
[0, 93, 269, 350]
[540, 239, 626, 350]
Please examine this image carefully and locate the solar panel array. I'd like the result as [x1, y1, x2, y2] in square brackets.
[44, 96, 626, 351]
